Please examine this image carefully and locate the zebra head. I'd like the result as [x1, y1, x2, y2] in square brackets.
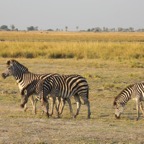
[113, 101, 124, 119]
[113, 84, 134, 119]
[1, 59, 28, 79]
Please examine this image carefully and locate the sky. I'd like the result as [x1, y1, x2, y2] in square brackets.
[0, 0, 144, 31]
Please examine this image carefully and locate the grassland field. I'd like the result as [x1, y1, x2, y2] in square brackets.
[0, 32, 144, 144]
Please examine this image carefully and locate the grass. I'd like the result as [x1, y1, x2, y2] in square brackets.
[0, 32, 144, 143]
[0, 31, 144, 42]
[0, 32, 144, 60]
[1, 58, 144, 143]
[0, 41, 144, 60]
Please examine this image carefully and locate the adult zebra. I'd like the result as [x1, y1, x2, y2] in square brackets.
[1, 59, 57, 115]
[113, 83, 144, 121]
[38, 74, 91, 119]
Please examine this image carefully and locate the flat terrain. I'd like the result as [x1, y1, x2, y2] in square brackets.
[1, 58, 144, 144]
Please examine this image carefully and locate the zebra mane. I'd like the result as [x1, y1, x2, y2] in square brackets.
[7, 59, 29, 72]
[113, 84, 134, 106]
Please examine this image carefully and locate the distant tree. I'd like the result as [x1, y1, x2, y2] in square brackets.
[137, 28, 144, 32]
[117, 27, 123, 32]
[103, 27, 106, 32]
[94, 27, 102, 32]
[10, 24, 15, 31]
[47, 29, 54, 31]
[76, 26, 79, 31]
[87, 29, 91, 32]
[128, 27, 134, 32]
[110, 28, 116, 32]
[65, 26, 68, 31]
[103, 27, 109, 32]
[56, 28, 60, 31]
[27, 26, 38, 31]
[0, 25, 9, 31]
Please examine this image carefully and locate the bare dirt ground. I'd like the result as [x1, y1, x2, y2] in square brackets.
[1, 58, 144, 144]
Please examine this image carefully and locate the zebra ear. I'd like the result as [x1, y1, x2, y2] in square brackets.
[113, 101, 117, 109]
[113, 101, 117, 106]
[7, 59, 15, 66]
[6, 60, 11, 65]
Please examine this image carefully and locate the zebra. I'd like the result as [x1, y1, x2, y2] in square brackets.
[38, 74, 91, 119]
[1, 59, 59, 115]
[113, 83, 144, 120]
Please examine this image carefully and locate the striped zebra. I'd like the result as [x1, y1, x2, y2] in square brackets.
[1, 59, 57, 115]
[39, 74, 91, 119]
[113, 83, 144, 120]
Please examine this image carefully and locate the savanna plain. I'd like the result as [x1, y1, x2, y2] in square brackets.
[0, 32, 144, 144]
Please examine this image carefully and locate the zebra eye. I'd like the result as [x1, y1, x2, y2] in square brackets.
[8, 67, 12, 70]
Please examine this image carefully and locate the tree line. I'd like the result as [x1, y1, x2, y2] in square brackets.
[0, 25, 144, 32]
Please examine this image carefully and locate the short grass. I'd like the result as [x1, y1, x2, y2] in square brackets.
[1, 58, 144, 143]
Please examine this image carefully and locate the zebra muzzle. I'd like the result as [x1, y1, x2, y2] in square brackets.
[20, 104, 25, 108]
[1, 73, 6, 79]
[115, 114, 120, 119]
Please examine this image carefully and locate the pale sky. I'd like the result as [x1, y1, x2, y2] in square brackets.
[0, 0, 144, 31]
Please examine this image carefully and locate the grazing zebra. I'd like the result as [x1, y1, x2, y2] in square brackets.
[39, 74, 91, 119]
[1, 59, 57, 115]
[113, 83, 144, 120]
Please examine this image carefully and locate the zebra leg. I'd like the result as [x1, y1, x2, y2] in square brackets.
[140, 102, 144, 117]
[74, 96, 81, 118]
[41, 100, 49, 118]
[58, 98, 66, 115]
[86, 100, 91, 119]
[49, 97, 56, 116]
[24, 103, 28, 112]
[136, 98, 140, 121]
[66, 98, 74, 118]
[29, 95, 37, 114]
[54, 97, 62, 118]
[81, 95, 91, 119]
[41, 94, 49, 118]
[56, 97, 60, 112]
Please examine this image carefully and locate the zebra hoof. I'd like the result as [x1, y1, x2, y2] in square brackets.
[88, 112, 91, 119]
[87, 116, 91, 119]
[56, 115, 61, 119]
[46, 112, 49, 118]
[136, 118, 139, 121]
[48, 113, 53, 117]
[73, 115, 77, 119]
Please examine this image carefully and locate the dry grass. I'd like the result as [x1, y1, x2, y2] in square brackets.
[1, 58, 144, 143]
[0, 32, 144, 60]
[0, 31, 144, 42]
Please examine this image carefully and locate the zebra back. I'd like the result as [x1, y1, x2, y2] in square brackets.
[113, 84, 134, 107]
[42, 74, 89, 99]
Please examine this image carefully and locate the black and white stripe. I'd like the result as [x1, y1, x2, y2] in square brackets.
[39, 74, 91, 119]
[1, 59, 54, 114]
[113, 83, 144, 120]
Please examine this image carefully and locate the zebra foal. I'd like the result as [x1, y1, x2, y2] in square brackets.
[39, 74, 91, 119]
[113, 83, 144, 120]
